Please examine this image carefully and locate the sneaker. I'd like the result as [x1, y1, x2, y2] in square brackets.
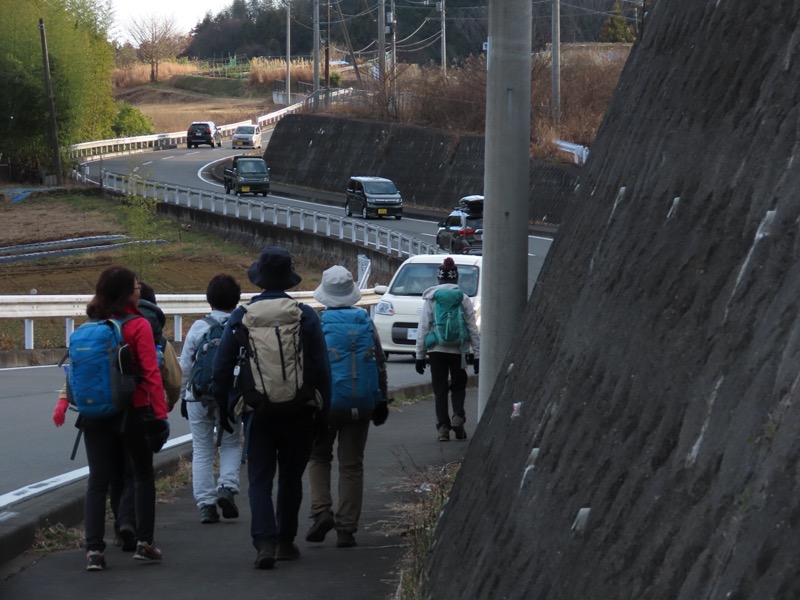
[275, 541, 300, 561]
[216, 486, 239, 519]
[200, 504, 220, 524]
[305, 510, 335, 542]
[118, 521, 136, 552]
[451, 415, 467, 440]
[86, 550, 106, 571]
[437, 427, 450, 442]
[133, 541, 162, 562]
[336, 530, 356, 548]
[254, 540, 276, 570]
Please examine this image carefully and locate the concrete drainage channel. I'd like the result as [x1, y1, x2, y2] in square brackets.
[0, 236, 167, 264]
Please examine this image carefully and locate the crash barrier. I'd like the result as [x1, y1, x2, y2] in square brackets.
[0, 290, 381, 350]
[68, 88, 354, 161]
[100, 170, 438, 260]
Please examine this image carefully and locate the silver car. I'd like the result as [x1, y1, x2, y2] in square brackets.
[231, 125, 262, 149]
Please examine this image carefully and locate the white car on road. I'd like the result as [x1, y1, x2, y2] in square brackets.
[373, 254, 482, 357]
[231, 124, 262, 149]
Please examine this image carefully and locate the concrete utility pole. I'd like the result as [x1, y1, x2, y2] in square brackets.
[478, 0, 532, 418]
[286, 1, 291, 105]
[390, 0, 397, 107]
[378, 0, 386, 90]
[439, 0, 446, 72]
[552, 0, 561, 125]
[39, 19, 63, 185]
[313, 0, 320, 100]
[325, 0, 331, 89]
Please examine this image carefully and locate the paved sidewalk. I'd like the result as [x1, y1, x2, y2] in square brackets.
[0, 390, 477, 600]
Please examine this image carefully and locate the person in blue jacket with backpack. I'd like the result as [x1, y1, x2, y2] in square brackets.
[179, 273, 243, 525]
[213, 247, 331, 570]
[306, 265, 389, 549]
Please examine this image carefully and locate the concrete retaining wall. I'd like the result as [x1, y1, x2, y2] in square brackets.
[265, 114, 579, 226]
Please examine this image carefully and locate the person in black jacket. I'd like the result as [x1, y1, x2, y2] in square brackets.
[213, 247, 331, 570]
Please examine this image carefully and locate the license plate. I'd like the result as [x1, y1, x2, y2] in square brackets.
[241, 186, 250, 192]
[235, 141, 243, 146]
[407, 328, 417, 340]
[378, 208, 387, 215]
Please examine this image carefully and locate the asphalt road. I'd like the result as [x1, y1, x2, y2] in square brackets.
[83, 144, 553, 293]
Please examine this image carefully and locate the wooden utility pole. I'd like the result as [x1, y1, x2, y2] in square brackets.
[439, 0, 446, 72]
[39, 19, 63, 185]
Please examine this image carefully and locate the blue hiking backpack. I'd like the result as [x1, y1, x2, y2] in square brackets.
[426, 288, 469, 348]
[189, 316, 227, 405]
[63, 315, 140, 418]
[321, 308, 382, 418]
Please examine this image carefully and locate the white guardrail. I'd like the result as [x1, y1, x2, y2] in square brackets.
[68, 89, 354, 160]
[553, 138, 590, 165]
[0, 291, 382, 350]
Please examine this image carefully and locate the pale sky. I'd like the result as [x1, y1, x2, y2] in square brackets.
[110, 0, 226, 41]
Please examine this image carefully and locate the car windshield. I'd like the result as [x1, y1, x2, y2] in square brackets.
[236, 126, 255, 135]
[389, 263, 479, 297]
[363, 181, 398, 195]
[238, 161, 267, 174]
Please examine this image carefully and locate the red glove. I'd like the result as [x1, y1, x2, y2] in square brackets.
[53, 397, 69, 427]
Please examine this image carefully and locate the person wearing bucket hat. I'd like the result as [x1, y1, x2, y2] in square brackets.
[306, 266, 389, 548]
[213, 247, 331, 569]
[415, 257, 480, 442]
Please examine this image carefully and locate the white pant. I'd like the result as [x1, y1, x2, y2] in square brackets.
[187, 400, 242, 508]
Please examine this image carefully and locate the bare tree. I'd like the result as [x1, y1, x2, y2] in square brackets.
[127, 14, 187, 82]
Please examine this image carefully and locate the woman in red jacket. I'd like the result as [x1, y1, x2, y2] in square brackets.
[54, 265, 169, 571]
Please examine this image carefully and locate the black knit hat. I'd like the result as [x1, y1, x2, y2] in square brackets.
[437, 257, 459, 282]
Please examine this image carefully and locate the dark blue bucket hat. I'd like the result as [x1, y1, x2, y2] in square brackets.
[247, 247, 302, 291]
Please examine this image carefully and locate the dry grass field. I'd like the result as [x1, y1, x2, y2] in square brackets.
[0, 193, 326, 350]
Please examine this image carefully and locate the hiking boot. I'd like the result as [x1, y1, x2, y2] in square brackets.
[216, 486, 239, 519]
[118, 521, 136, 552]
[275, 541, 300, 560]
[86, 550, 106, 571]
[451, 415, 467, 440]
[200, 504, 220, 524]
[254, 540, 276, 570]
[305, 510, 335, 542]
[133, 541, 162, 562]
[336, 530, 356, 548]
[437, 426, 450, 442]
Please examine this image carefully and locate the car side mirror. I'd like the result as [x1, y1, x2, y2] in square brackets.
[373, 285, 388, 295]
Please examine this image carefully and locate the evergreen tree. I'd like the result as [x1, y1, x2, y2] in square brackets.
[598, 1, 636, 43]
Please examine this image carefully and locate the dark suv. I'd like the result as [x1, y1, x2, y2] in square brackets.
[187, 121, 222, 148]
[436, 195, 484, 254]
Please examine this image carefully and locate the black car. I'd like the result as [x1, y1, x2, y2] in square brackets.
[187, 121, 222, 149]
[436, 195, 484, 254]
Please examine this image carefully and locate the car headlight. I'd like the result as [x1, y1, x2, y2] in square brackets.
[376, 300, 394, 316]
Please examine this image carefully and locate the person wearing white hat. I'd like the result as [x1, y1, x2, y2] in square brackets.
[306, 265, 389, 549]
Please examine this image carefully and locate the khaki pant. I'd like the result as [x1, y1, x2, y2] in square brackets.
[307, 416, 371, 532]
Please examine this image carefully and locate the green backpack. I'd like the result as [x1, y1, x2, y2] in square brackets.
[426, 288, 469, 348]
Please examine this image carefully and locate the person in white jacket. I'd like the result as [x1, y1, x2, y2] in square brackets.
[179, 273, 243, 524]
[414, 257, 480, 441]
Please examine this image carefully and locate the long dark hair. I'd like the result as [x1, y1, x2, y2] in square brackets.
[86, 265, 136, 320]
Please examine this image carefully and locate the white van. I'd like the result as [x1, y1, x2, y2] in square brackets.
[373, 254, 482, 357]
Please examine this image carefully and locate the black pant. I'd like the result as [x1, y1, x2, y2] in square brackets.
[428, 352, 468, 430]
[83, 411, 155, 552]
[245, 410, 315, 547]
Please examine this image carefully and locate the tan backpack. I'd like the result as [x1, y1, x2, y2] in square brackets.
[233, 298, 316, 416]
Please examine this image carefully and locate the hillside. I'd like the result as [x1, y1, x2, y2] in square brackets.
[423, 1, 800, 599]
